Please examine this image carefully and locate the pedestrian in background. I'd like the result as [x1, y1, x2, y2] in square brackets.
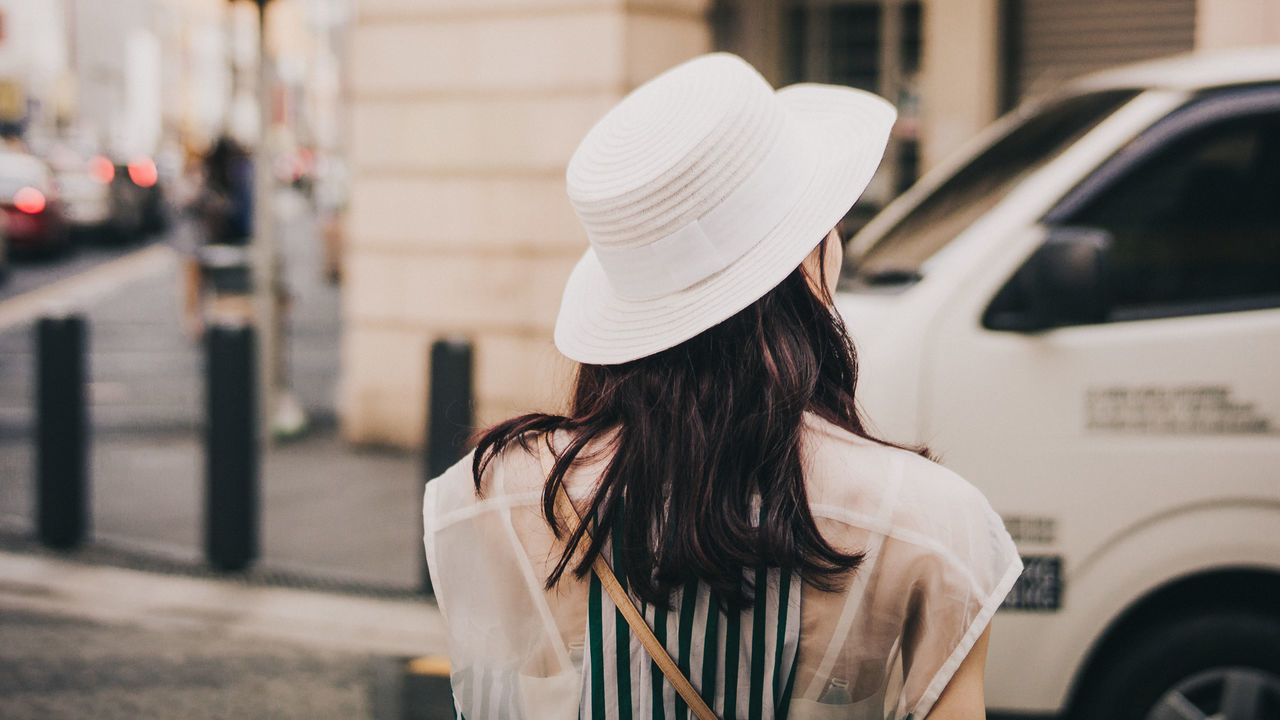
[174, 135, 256, 338]
[423, 53, 1022, 720]
[199, 135, 254, 246]
[172, 143, 208, 338]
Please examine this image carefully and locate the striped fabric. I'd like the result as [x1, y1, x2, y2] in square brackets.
[581, 514, 802, 720]
[581, 567, 802, 720]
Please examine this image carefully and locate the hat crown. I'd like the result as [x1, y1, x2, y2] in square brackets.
[555, 53, 897, 364]
[567, 54, 788, 260]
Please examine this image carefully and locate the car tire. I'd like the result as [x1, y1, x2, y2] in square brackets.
[1072, 611, 1280, 720]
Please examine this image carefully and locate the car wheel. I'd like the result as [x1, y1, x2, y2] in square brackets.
[1073, 612, 1280, 720]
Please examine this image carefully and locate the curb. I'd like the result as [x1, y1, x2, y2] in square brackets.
[0, 547, 447, 659]
[0, 529, 425, 601]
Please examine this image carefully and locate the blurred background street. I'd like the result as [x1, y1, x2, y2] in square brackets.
[0, 187, 445, 716]
[0, 190, 426, 591]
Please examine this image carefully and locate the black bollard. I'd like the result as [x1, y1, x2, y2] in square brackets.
[35, 315, 89, 550]
[422, 338, 474, 593]
[204, 321, 259, 572]
[426, 339, 474, 479]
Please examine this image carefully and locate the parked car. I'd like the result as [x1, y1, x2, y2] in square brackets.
[0, 150, 70, 255]
[837, 47, 1280, 720]
[45, 142, 113, 242]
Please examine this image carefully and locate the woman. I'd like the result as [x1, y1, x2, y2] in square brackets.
[424, 53, 1022, 720]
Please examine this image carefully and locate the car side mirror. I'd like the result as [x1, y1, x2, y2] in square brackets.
[985, 226, 1113, 332]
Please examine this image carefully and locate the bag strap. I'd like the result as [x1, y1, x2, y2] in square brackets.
[538, 436, 719, 720]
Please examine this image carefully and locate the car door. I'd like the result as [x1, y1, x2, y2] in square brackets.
[921, 84, 1280, 712]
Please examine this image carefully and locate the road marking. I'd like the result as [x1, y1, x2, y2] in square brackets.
[0, 244, 176, 332]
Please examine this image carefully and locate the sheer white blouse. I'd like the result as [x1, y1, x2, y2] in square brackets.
[423, 414, 1023, 720]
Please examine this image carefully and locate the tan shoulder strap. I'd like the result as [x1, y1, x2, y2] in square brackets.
[537, 435, 719, 720]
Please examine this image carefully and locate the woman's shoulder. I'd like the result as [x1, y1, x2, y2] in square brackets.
[801, 413, 963, 487]
[801, 413, 996, 537]
[802, 413, 1020, 606]
[434, 435, 545, 494]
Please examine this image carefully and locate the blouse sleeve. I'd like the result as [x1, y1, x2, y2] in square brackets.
[891, 456, 1023, 719]
[423, 450, 585, 720]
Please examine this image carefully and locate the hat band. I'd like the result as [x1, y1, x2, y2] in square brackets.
[591, 118, 814, 300]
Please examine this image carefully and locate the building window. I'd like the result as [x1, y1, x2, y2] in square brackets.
[715, 0, 922, 222]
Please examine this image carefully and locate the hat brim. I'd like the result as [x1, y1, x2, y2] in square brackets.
[554, 84, 897, 365]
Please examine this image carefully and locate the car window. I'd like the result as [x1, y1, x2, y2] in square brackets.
[843, 89, 1140, 288]
[1060, 105, 1280, 320]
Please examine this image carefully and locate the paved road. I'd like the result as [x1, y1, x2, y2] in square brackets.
[0, 606, 393, 720]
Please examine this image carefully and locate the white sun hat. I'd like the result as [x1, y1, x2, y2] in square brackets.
[555, 52, 896, 365]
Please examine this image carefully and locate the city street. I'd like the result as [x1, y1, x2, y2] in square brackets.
[0, 192, 452, 718]
[0, 190, 424, 588]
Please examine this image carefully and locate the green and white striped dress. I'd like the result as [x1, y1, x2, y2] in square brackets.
[577, 518, 802, 720]
[424, 417, 1023, 720]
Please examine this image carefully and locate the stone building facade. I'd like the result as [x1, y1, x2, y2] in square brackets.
[342, 0, 711, 446]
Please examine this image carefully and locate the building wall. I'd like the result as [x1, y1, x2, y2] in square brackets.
[63, 0, 229, 154]
[0, 0, 70, 132]
[918, 0, 1000, 172]
[1198, 0, 1280, 49]
[917, 0, 1280, 173]
[343, 0, 711, 448]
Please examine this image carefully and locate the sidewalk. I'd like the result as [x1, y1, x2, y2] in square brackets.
[0, 547, 452, 719]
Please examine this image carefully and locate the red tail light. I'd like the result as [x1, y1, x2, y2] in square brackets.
[14, 186, 46, 214]
[89, 155, 115, 183]
[127, 156, 158, 188]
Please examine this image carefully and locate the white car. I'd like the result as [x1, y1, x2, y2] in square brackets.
[45, 141, 127, 242]
[838, 47, 1280, 720]
[50, 157, 112, 239]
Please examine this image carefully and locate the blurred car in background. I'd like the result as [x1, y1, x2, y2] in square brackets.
[839, 47, 1280, 720]
[46, 142, 113, 241]
[0, 149, 70, 255]
[45, 140, 169, 244]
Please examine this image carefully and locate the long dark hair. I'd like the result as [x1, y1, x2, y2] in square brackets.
[472, 238, 920, 608]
